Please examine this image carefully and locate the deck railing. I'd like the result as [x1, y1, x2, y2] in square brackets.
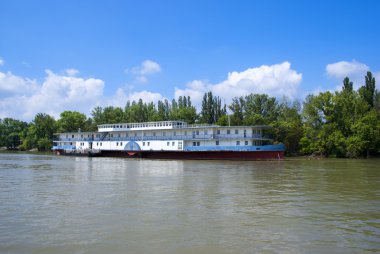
[55, 134, 271, 142]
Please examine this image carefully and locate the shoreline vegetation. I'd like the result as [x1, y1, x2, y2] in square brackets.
[1, 72, 379, 158]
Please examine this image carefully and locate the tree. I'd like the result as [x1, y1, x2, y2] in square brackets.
[170, 96, 197, 123]
[342, 77, 353, 93]
[157, 99, 170, 121]
[300, 92, 336, 156]
[91, 106, 105, 127]
[359, 71, 376, 108]
[243, 94, 278, 125]
[21, 113, 56, 151]
[56, 111, 87, 132]
[200, 91, 226, 124]
[349, 110, 380, 158]
[272, 98, 303, 155]
[0, 118, 28, 149]
[229, 97, 245, 125]
[103, 106, 124, 123]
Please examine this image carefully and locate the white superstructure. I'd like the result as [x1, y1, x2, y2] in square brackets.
[53, 120, 272, 152]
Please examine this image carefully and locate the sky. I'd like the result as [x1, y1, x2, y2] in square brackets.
[1, 0, 380, 121]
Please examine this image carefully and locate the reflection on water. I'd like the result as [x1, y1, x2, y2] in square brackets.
[0, 153, 379, 254]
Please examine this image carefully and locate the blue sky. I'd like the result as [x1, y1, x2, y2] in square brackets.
[1, 0, 380, 120]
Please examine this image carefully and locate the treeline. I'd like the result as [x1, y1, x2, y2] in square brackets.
[1, 72, 379, 157]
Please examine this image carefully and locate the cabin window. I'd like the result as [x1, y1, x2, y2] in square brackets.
[116, 142, 118, 146]
[81, 135, 83, 138]
[100, 142, 102, 146]
[172, 141, 175, 146]
[236, 141, 240, 145]
[118, 134, 120, 137]
[97, 142, 99, 146]
[245, 141, 248, 145]
[167, 142, 170, 146]
[197, 142, 200, 146]
[204, 130, 208, 135]
[120, 142, 123, 146]
[193, 142, 196, 146]
[217, 130, 220, 134]
[178, 142, 183, 150]
[147, 142, 150, 146]
[216, 140, 219, 146]
[235, 130, 238, 134]
[72, 135, 74, 138]
[196, 130, 199, 135]
[143, 142, 145, 146]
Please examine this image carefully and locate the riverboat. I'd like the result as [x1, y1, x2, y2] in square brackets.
[52, 121, 285, 160]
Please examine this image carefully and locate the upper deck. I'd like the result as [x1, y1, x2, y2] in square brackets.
[98, 120, 219, 132]
[97, 120, 267, 132]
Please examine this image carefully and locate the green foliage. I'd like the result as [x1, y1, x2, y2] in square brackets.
[0, 118, 28, 149]
[229, 97, 245, 125]
[56, 111, 88, 132]
[271, 98, 303, 155]
[21, 113, 56, 151]
[200, 91, 226, 124]
[170, 96, 197, 123]
[359, 71, 376, 108]
[300, 73, 379, 157]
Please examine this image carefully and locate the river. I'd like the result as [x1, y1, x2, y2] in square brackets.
[0, 153, 379, 253]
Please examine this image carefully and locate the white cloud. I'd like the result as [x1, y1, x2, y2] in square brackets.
[103, 88, 165, 108]
[135, 60, 161, 75]
[375, 72, 380, 84]
[326, 60, 369, 79]
[127, 90, 165, 103]
[126, 59, 162, 84]
[65, 68, 79, 76]
[0, 58, 4, 66]
[175, 61, 302, 108]
[0, 70, 104, 120]
[0, 71, 39, 94]
[175, 80, 209, 110]
[1, 61, 303, 121]
[325, 60, 380, 90]
[135, 75, 148, 84]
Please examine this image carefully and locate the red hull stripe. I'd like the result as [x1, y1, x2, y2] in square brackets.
[101, 150, 284, 160]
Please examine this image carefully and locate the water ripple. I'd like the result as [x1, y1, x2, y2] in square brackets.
[0, 154, 379, 253]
